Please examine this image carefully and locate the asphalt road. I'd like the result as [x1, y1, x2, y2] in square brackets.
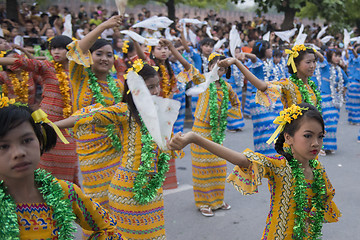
[163, 106, 360, 240]
[75, 105, 360, 239]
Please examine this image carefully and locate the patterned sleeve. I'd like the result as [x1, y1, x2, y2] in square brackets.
[227, 82, 242, 119]
[310, 164, 341, 223]
[227, 148, 280, 195]
[73, 103, 129, 128]
[176, 64, 205, 85]
[9, 56, 50, 76]
[66, 40, 92, 91]
[59, 180, 127, 240]
[255, 81, 283, 108]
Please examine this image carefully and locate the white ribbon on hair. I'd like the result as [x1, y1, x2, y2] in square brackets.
[127, 71, 180, 150]
[344, 29, 351, 49]
[317, 26, 328, 39]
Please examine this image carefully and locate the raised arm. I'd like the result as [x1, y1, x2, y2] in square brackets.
[168, 132, 250, 168]
[176, 24, 190, 53]
[218, 58, 268, 91]
[11, 44, 34, 59]
[132, 39, 148, 61]
[315, 50, 325, 62]
[78, 15, 122, 53]
[0, 57, 17, 66]
[54, 116, 76, 129]
[160, 38, 191, 71]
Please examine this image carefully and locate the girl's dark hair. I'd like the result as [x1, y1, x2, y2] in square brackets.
[199, 38, 215, 50]
[288, 47, 316, 74]
[49, 35, 72, 50]
[122, 64, 158, 125]
[208, 55, 231, 79]
[252, 40, 270, 59]
[273, 49, 282, 58]
[90, 39, 112, 53]
[326, 48, 341, 64]
[0, 105, 57, 155]
[274, 103, 324, 161]
[150, 46, 175, 82]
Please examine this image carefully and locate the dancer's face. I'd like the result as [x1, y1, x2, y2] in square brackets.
[91, 45, 114, 74]
[296, 53, 316, 78]
[153, 44, 170, 61]
[145, 75, 160, 96]
[51, 47, 68, 64]
[0, 122, 41, 182]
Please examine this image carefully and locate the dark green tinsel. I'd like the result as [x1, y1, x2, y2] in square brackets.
[86, 68, 123, 151]
[290, 74, 322, 113]
[133, 119, 170, 204]
[209, 78, 229, 144]
[288, 157, 326, 240]
[0, 169, 76, 239]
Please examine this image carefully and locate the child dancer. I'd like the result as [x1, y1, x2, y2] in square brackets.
[190, 53, 242, 217]
[0, 35, 79, 185]
[0, 97, 125, 239]
[318, 49, 348, 155]
[169, 103, 340, 239]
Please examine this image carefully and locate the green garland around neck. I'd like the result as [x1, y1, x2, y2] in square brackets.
[288, 157, 326, 240]
[86, 68, 123, 152]
[209, 78, 229, 144]
[0, 169, 76, 240]
[133, 118, 170, 204]
[290, 74, 322, 113]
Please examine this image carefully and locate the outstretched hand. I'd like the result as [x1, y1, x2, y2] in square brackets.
[167, 132, 195, 151]
[218, 58, 237, 68]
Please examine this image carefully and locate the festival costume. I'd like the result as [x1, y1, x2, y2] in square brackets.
[9, 57, 78, 185]
[67, 40, 124, 210]
[170, 60, 186, 134]
[318, 59, 348, 151]
[246, 58, 278, 156]
[76, 102, 168, 240]
[346, 53, 360, 125]
[227, 149, 340, 239]
[0, 70, 41, 109]
[192, 76, 242, 210]
[7, 170, 125, 239]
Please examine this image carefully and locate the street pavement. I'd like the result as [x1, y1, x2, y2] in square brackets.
[163, 106, 359, 240]
[75, 106, 360, 239]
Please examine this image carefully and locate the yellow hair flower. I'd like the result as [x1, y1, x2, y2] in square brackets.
[153, 66, 159, 72]
[132, 59, 144, 73]
[208, 53, 221, 62]
[0, 94, 15, 108]
[122, 40, 129, 54]
[266, 104, 308, 144]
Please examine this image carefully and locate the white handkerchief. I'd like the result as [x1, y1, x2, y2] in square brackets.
[127, 71, 180, 150]
[186, 64, 220, 96]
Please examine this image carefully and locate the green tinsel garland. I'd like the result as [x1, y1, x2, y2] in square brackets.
[133, 119, 170, 204]
[209, 78, 229, 144]
[290, 74, 322, 113]
[288, 157, 326, 240]
[0, 169, 76, 239]
[86, 68, 123, 151]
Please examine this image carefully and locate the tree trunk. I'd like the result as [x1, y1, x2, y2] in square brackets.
[6, 0, 18, 22]
[281, 7, 296, 30]
[166, 0, 176, 28]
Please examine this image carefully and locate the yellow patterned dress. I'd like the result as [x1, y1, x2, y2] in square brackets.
[75, 102, 173, 240]
[192, 79, 242, 210]
[16, 178, 126, 239]
[66, 41, 124, 210]
[256, 78, 318, 109]
[227, 149, 341, 240]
